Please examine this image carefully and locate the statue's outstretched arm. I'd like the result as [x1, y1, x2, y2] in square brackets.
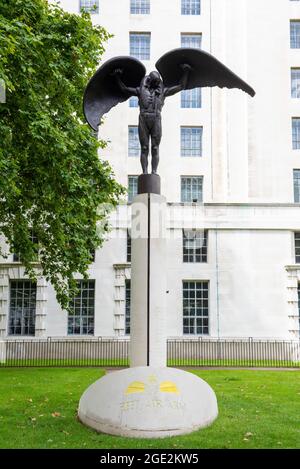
[164, 64, 192, 97]
[112, 69, 139, 96]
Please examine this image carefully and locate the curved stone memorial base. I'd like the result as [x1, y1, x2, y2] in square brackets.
[78, 366, 218, 438]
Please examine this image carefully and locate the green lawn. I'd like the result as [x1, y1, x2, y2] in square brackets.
[0, 368, 299, 449]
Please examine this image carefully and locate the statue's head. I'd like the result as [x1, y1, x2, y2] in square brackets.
[149, 71, 161, 87]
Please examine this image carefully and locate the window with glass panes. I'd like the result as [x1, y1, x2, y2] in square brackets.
[183, 230, 207, 263]
[181, 33, 202, 49]
[183, 281, 209, 335]
[128, 126, 140, 156]
[130, 0, 150, 14]
[181, 0, 200, 15]
[125, 279, 131, 335]
[292, 118, 300, 149]
[127, 230, 132, 262]
[80, 0, 99, 14]
[291, 21, 300, 48]
[181, 88, 201, 108]
[181, 127, 202, 156]
[129, 96, 139, 107]
[291, 69, 300, 98]
[68, 280, 95, 335]
[294, 170, 300, 202]
[295, 233, 300, 263]
[128, 176, 138, 202]
[8, 280, 37, 336]
[130, 33, 151, 60]
[181, 176, 203, 203]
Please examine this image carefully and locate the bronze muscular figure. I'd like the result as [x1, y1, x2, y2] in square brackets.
[113, 65, 191, 174]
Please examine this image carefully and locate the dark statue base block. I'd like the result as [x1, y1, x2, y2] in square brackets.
[138, 174, 161, 195]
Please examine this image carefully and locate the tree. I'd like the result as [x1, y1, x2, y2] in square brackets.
[0, 0, 124, 308]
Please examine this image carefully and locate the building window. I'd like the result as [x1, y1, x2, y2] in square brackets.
[130, 33, 151, 60]
[290, 21, 300, 48]
[292, 118, 300, 149]
[130, 0, 150, 14]
[295, 233, 300, 263]
[128, 176, 138, 202]
[68, 280, 95, 335]
[181, 176, 203, 203]
[128, 126, 140, 156]
[127, 230, 132, 263]
[181, 0, 201, 15]
[183, 230, 207, 263]
[181, 88, 201, 108]
[80, 0, 99, 14]
[125, 279, 131, 335]
[8, 280, 36, 336]
[294, 170, 300, 202]
[129, 96, 139, 108]
[181, 127, 202, 156]
[291, 69, 300, 98]
[183, 281, 209, 335]
[13, 230, 39, 262]
[181, 33, 202, 49]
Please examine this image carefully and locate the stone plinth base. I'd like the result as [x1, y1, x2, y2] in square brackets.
[138, 174, 161, 195]
[78, 367, 218, 438]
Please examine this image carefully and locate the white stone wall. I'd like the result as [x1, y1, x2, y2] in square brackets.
[1, 0, 300, 339]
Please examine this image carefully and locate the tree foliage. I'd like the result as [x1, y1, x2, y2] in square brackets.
[0, 0, 124, 308]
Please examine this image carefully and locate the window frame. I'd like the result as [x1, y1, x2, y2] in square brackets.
[290, 20, 300, 49]
[291, 68, 300, 98]
[68, 280, 95, 336]
[79, 0, 99, 14]
[181, 176, 203, 203]
[127, 229, 132, 263]
[129, 32, 151, 60]
[181, 0, 201, 15]
[181, 126, 203, 157]
[125, 279, 131, 335]
[128, 126, 140, 157]
[8, 280, 37, 336]
[130, 0, 150, 15]
[181, 88, 202, 108]
[295, 232, 300, 263]
[183, 229, 208, 263]
[128, 176, 139, 203]
[292, 118, 300, 149]
[182, 280, 209, 336]
[294, 169, 300, 203]
[181, 33, 202, 49]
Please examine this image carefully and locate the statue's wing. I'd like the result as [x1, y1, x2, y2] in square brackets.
[156, 48, 255, 97]
[83, 57, 146, 131]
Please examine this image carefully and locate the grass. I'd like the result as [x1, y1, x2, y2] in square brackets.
[0, 368, 299, 449]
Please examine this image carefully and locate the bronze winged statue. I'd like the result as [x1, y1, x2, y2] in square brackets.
[83, 48, 255, 175]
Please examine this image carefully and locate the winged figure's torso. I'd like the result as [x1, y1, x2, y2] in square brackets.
[138, 78, 165, 114]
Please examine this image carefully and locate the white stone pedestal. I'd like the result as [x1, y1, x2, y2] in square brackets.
[78, 188, 218, 438]
[78, 367, 218, 438]
[130, 193, 167, 368]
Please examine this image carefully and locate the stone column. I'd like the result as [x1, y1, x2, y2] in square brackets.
[130, 192, 167, 367]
